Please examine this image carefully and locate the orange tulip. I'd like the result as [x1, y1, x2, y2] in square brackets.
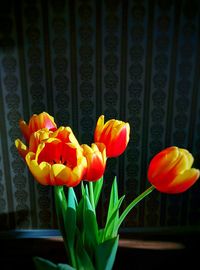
[19, 112, 57, 142]
[82, 143, 107, 181]
[147, 146, 200, 193]
[94, 115, 130, 158]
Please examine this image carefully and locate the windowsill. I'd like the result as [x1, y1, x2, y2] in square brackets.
[0, 227, 199, 269]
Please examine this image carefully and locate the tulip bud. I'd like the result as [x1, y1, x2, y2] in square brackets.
[94, 115, 130, 158]
[147, 146, 200, 193]
[19, 112, 57, 143]
[82, 143, 107, 181]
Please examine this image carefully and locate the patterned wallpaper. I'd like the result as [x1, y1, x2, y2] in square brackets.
[0, 0, 200, 230]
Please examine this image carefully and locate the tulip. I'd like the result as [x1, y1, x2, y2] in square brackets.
[82, 143, 107, 181]
[19, 112, 57, 142]
[147, 146, 200, 193]
[25, 138, 87, 187]
[94, 115, 130, 158]
[16, 124, 87, 187]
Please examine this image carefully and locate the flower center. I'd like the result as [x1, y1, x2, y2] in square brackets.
[38, 140, 78, 169]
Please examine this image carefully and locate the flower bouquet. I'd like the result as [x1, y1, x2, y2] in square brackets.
[15, 112, 200, 270]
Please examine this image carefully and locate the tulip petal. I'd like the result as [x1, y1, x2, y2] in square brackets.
[95, 142, 107, 165]
[82, 143, 106, 181]
[154, 152, 189, 187]
[51, 164, 70, 185]
[15, 139, 28, 159]
[37, 139, 62, 164]
[106, 124, 130, 157]
[51, 164, 82, 187]
[19, 120, 30, 143]
[29, 112, 57, 134]
[94, 115, 105, 141]
[168, 149, 193, 176]
[147, 146, 179, 181]
[29, 129, 51, 153]
[99, 119, 116, 145]
[86, 154, 105, 181]
[51, 126, 80, 146]
[159, 168, 200, 194]
[111, 121, 125, 140]
[26, 152, 51, 185]
[154, 149, 194, 189]
[179, 148, 194, 169]
[62, 143, 79, 168]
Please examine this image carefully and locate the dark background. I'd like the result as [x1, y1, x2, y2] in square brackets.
[0, 0, 200, 233]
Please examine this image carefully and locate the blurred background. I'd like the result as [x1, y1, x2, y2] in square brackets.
[0, 0, 200, 233]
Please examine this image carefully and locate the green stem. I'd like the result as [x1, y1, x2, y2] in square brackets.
[89, 181, 95, 211]
[116, 185, 155, 232]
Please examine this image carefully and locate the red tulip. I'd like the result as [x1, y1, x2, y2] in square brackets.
[82, 143, 107, 181]
[19, 112, 57, 143]
[94, 115, 130, 158]
[148, 146, 200, 193]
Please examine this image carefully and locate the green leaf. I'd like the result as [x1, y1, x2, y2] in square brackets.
[81, 181, 86, 196]
[65, 207, 76, 243]
[54, 187, 77, 268]
[64, 188, 77, 268]
[85, 184, 89, 197]
[103, 177, 124, 239]
[33, 257, 76, 270]
[83, 195, 99, 253]
[89, 181, 95, 210]
[65, 188, 76, 245]
[78, 183, 89, 231]
[76, 196, 84, 232]
[93, 177, 104, 208]
[85, 194, 95, 213]
[95, 236, 119, 270]
[75, 228, 95, 270]
[54, 186, 67, 241]
[106, 177, 118, 224]
[103, 195, 125, 239]
[98, 228, 105, 243]
[58, 263, 76, 270]
[33, 256, 57, 270]
[68, 187, 78, 208]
